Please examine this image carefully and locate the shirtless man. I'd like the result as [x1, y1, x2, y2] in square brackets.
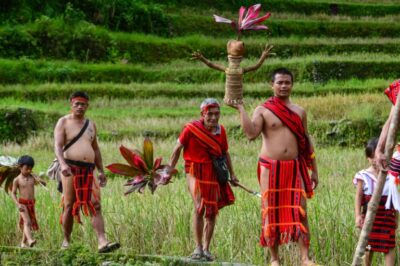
[11, 155, 46, 248]
[231, 68, 319, 266]
[54, 91, 119, 253]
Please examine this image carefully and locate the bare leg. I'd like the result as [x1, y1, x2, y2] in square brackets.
[203, 214, 216, 252]
[364, 251, 373, 266]
[260, 166, 280, 265]
[20, 207, 35, 246]
[385, 249, 395, 266]
[299, 185, 313, 266]
[193, 209, 204, 250]
[269, 245, 280, 266]
[90, 179, 109, 249]
[187, 174, 204, 250]
[61, 174, 75, 248]
[21, 228, 27, 247]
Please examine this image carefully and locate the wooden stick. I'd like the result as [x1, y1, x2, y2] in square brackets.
[352, 91, 400, 266]
[231, 181, 261, 198]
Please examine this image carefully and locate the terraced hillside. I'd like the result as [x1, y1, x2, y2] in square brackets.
[0, 1, 399, 265]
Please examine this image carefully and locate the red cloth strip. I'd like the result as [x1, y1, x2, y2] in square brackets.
[19, 198, 39, 231]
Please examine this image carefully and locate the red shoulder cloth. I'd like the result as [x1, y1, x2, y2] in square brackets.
[262, 96, 314, 197]
[185, 120, 223, 157]
[384, 80, 400, 105]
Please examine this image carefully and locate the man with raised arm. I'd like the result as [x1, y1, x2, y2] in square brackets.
[54, 91, 119, 253]
[231, 68, 319, 266]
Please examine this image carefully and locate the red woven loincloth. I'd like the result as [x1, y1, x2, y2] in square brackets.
[60, 160, 97, 224]
[186, 161, 235, 218]
[19, 198, 39, 231]
[258, 157, 308, 247]
[362, 195, 396, 253]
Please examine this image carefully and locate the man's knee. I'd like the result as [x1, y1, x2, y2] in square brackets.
[62, 201, 74, 213]
[93, 201, 101, 212]
[23, 220, 32, 227]
[205, 214, 217, 223]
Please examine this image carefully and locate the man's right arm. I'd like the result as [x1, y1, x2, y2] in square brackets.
[54, 118, 71, 176]
[169, 141, 184, 169]
[11, 178, 23, 211]
[237, 105, 264, 140]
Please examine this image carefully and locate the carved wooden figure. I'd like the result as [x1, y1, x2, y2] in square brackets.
[192, 41, 273, 104]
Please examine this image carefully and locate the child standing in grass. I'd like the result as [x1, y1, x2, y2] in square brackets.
[11, 155, 46, 248]
[354, 138, 398, 266]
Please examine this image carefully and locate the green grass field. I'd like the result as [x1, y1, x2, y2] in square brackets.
[1, 134, 389, 265]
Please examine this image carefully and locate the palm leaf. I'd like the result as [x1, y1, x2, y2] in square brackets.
[143, 138, 154, 170]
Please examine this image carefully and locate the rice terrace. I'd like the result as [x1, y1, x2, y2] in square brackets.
[1, 0, 400, 265]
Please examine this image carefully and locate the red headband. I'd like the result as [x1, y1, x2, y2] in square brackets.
[71, 97, 88, 103]
[201, 103, 220, 113]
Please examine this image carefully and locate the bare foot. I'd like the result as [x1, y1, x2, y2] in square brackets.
[28, 239, 36, 247]
[301, 259, 322, 266]
[20, 242, 28, 248]
[270, 259, 280, 266]
[61, 239, 70, 249]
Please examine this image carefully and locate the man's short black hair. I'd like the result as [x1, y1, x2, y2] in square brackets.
[271, 68, 294, 83]
[365, 137, 378, 158]
[69, 91, 89, 101]
[18, 155, 35, 167]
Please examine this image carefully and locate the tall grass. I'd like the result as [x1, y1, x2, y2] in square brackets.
[0, 135, 395, 265]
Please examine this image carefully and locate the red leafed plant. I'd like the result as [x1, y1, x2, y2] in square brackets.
[213, 4, 271, 40]
[106, 138, 177, 195]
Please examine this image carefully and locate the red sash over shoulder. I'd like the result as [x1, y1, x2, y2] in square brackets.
[384, 80, 400, 105]
[262, 96, 314, 197]
[185, 120, 223, 156]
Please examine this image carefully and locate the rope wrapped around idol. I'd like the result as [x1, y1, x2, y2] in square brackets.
[192, 4, 273, 105]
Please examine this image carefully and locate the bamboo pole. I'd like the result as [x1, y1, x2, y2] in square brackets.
[352, 92, 400, 266]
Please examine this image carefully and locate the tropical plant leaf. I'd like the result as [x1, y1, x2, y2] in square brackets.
[214, 3, 270, 36]
[119, 145, 140, 170]
[143, 138, 154, 170]
[133, 153, 148, 172]
[106, 163, 140, 177]
[124, 181, 146, 195]
[153, 157, 162, 170]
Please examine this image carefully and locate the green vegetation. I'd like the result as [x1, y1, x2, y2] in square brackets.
[1, 54, 399, 84]
[0, 138, 382, 265]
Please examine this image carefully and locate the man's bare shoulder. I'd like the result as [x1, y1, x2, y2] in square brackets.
[254, 105, 270, 114]
[56, 115, 71, 125]
[288, 103, 306, 118]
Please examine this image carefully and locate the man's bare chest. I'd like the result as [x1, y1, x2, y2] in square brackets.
[64, 122, 95, 143]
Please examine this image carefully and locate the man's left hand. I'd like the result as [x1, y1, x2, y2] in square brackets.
[311, 171, 318, 190]
[230, 175, 239, 186]
[98, 172, 107, 187]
